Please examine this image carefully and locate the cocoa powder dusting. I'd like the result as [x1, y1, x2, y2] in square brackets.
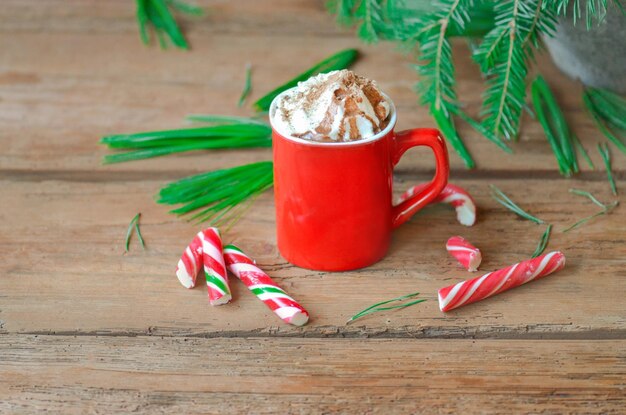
[275, 70, 391, 142]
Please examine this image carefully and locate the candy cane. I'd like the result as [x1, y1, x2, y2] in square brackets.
[398, 183, 476, 226]
[438, 251, 565, 312]
[223, 244, 309, 326]
[200, 228, 231, 306]
[175, 233, 203, 289]
[446, 236, 482, 272]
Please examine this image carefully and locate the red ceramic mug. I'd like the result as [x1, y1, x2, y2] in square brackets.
[270, 92, 449, 271]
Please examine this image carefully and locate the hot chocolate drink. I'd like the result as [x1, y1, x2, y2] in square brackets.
[271, 70, 391, 142]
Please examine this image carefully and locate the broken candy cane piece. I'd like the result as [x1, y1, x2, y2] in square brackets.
[438, 251, 566, 312]
[175, 232, 203, 289]
[446, 236, 482, 272]
[398, 183, 476, 226]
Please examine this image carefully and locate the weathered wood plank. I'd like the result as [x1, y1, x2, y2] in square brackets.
[0, 3, 622, 172]
[1, 335, 624, 414]
[1, 177, 623, 336]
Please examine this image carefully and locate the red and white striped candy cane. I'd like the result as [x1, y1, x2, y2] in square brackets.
[223, 244, 309, 326]
[398, 183, 476, 226]
[200, 228, 231, 306]
[446, 236, 482, 272]
[438, 251, 565, 312]
[175, 233, 203, 289]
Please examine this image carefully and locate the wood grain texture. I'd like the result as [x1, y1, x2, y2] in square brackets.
[1, 0, 625, 413]
[1, 335, 625, 414]
[1, 177, 624, 337]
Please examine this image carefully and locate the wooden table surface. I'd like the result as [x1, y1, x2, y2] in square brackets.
[1, 1, 625, 413]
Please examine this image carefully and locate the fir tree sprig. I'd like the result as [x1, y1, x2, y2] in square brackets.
[327, 0, 496, 40]
[543, 0, 625, 28]
[412, 0, 476, 168]
[475, 0, 556, 141]
[135, 0, 202, 50]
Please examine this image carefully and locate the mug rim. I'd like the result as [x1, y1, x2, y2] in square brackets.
[269, 87, 397, 147]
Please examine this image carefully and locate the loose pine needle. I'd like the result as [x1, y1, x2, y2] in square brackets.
[562, 201, 618, 233]
[563, 188, 619, 232]
[347, 292, 425, 323]
[489, 185, 545, 224]
[238, 64, 253, 107]
[598, 142, 617, 195]
[253, 48, 359, 112]
[569, 188, 606, 209]
[125, 213, 141, 252]
[134, 222, 146, 249]
[531, 224, 552, 258]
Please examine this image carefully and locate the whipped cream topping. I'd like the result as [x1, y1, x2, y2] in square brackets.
[271, 70, 391, 142]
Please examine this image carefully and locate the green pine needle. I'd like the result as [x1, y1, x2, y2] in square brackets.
[563, 187, 619, 232]
[562, 201, 618, 232]
[571, 134, 595, 169]
[157, 161, 274, 225]
[412, 0, 476, 168]
[475, 1, 556, 141]
[135, 0, 201, 50]
[238, 64, 253, 107]
[490, 185, 545, 224]
[597, 142, 617, 195]
[253, 49, 358, 112]
[583, 88, 626, 156]
[453, 108, 513, 153]
[569, 188, 606, 209]
[185, 114, 267, 126]
[531, 224, 552, 258]
[100, 123, 272, 164]
[531, 75, 580, 176]
[125, 213, 142, 252]
[166, 0, 203, 16]
[347, 291, 425, 323]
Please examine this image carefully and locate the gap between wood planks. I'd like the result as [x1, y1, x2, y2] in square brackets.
[10, 326, 626, 340]
[1, 169, 624, 183]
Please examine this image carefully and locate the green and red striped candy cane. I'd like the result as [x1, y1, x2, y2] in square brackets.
[223, 244, 309, 326]
[200, 228, 232, 306]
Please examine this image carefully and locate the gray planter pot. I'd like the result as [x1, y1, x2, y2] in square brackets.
[544, 5, 626, 94]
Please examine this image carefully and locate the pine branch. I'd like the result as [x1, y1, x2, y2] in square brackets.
[475, 0, 555, 140]
[543, 0, 624, 28]
[413, 0, 476, 168]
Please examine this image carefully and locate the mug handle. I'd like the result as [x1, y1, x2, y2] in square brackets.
[391, 128, 449, 229]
